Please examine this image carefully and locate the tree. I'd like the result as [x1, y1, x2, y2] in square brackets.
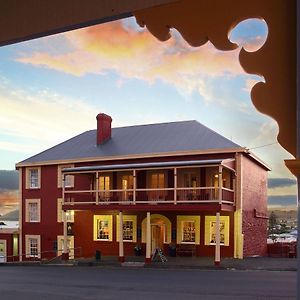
[268, 211, 278, 241]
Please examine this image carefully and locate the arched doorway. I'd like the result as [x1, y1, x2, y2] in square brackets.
[141, 214, 171, 252]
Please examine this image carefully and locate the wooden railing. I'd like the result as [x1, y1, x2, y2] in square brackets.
[63, 187, 234, 205]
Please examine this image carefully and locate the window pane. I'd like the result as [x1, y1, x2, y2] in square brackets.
[97, 220, 109, 240]
[182, 221, 195, 242]
[29, 238, 38, 256]
[123, 221, 133, 241]
[210, 221, 225, 244]
[30, 169, 38, 188]
[29, 202, 38, 222]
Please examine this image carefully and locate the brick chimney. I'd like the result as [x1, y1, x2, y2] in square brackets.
[96, 113, 112, 145]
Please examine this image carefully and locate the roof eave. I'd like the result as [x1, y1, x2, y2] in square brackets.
[15, 147, 246, 168]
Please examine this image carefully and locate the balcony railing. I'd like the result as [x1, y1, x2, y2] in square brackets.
[63, 187, 234, 206]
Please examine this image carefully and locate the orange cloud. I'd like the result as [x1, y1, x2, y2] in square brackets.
[16, 20, 249, 100]
[0, 191, 18, 216]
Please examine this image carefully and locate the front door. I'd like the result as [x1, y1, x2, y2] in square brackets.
[0, 240, 6, 263]
[151, 224, 164, 252]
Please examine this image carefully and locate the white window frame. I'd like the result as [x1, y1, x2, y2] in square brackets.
[25, 199, 41, 223]
[93, 215, 113, 242]
[57, 165, 74, 188]
[57, 236, 74, 259]
[26, 167, 41, 189]
[209, 221, 226, 246]
[25, 235, 41, 258]
[57, 198, 74, 223]
[116, 215, 137, 243]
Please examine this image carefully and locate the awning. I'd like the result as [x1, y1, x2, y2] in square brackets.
[62, 159, 226, 174]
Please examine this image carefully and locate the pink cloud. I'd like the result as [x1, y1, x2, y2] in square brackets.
[16, 20, 253, 99]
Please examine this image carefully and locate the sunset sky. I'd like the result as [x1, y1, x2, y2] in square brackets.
[0, 17, 297, 214]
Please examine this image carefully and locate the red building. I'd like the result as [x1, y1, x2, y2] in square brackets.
[16, 113, 269, 263]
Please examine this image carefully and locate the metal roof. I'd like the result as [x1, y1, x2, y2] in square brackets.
[62, 159, 224, 173]
[17, 120, 241, 165]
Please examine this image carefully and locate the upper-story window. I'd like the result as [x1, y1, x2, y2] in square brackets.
[26, 167, 41, 189]
[57, 165, 74, 188]
[151, 173, 165, 188]
[183, 172, 198, 187]
[25, 199, 41, 222]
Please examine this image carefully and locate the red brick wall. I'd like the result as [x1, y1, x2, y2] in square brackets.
[0, 233, 18, 262]
[242, 155, 268, 257]
[21, 152, 238, 259]
[74, 210, 234, 258]
[22, 165, 63, 259]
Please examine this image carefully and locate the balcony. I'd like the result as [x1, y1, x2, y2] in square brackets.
[63, 186, 234, 206]
[61, 159, 235, 208]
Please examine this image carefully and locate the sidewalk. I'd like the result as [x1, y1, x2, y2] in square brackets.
[75, 256, 298, 271]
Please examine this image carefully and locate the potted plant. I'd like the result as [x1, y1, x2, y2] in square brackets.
[134, 244, 142, 256]
[169, 243, 176, 257]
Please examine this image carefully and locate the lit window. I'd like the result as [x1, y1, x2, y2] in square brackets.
[151, 173, 164, 188]
[94, 215, 113, 241]
[98, 220, 109, 240]
[204, 216, 230, 246]
[209, 221, 225, 245]
[25, 199, 40, 223]
[182, 221, 195, 243]
[177, 216, 200, 245]
[116, 215, 137, 242]
[123, 221, 133, 241]
[122, 175, 133, 201]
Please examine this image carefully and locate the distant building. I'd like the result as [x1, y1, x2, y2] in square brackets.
[16, 113, 269, 263]
[0, 210, 19, 262]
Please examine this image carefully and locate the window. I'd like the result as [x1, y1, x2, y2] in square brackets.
[182, 221, 195, 243]
[25, 199, 40, 222]
[183, 172, 198, 187]
[99, 176, 110, 190]
[151, 173, 164, 188]
[99, 175, 111, 201]
[57, 236, 74, 259]
[123, 221, 133, 241]
[57, 198, 74, 223]
[57, 165, 74, 188]
[204, 216, 230, 246]
[93, 215, 113, 241]
[177, 215, 200, 244]
[26, 167, 41, 189]
[209, 221, 225, 245]
[121, 175, 133, 201]
[25, 235, 40, 258]
[116, 215, 137, 242]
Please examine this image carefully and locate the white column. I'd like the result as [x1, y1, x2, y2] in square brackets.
[133, 169, 136, 204]
[218, 165, 223, 204]
[215, 212, 221, 266]
[145, 212, 151, 263]
[62, 210, 69, 260]
[174, 168, 177, 205]
[62, 174, 65, 204]
[119, 211, 124, 262]
[96, 172, 99, 205]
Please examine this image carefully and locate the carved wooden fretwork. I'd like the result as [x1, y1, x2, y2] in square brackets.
[134, 0, 296, 157]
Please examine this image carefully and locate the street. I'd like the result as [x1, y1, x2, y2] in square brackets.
[0, 266, 296, 299]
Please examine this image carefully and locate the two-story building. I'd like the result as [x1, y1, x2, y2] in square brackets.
[16, 113, 269, 264]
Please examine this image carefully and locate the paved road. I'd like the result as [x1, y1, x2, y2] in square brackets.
[0, 266, 296, 299]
